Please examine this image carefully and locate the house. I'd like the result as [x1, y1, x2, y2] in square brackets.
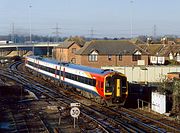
[75, 40, 149, 68]
[53, 40, 83, 63]
[159, 44, 180, 63]
[138, 44, 165, 65]
[139, 42, 180, 65]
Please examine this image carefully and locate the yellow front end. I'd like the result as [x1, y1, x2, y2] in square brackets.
[104, 73, 128, 105]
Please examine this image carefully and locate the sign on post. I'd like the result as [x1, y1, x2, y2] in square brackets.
[70, 102, 81, 107]
[70, 107, 80, 118]
[70, 103, 81, 128]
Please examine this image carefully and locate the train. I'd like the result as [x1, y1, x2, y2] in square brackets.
[25, 56, 128, 106]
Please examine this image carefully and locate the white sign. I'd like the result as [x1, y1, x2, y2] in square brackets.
[70, 103, 80, 107]
[70, 107, 80, 118]
[151, 92, 166, 114]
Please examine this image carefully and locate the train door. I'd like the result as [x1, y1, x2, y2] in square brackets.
[114, 78, 121, 97]
[59, 65, 62, 83]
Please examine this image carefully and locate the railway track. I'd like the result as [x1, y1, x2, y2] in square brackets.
[1, 61, 180, 133]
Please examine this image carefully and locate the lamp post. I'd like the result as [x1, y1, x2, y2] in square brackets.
[29, 2, 33, 55]
[130, 0, 134, 39]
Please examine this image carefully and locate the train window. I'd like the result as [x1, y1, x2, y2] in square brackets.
[92, 79, 96, 86]
[65, 72, 68, 78]
[77, 75, 79, 81]
[67, 73, 69, 78]
[66, 73, 70, 78]
[70, 73, 73, 79]
[34, 64, 37, 68]
[74, 75, 77, 81]
[105, 77, 113, 93]
[78, 76, 81, 82]
[49, 68, 52, 73]
[84, 78, 88, 84]
[79, 76, 83, 83]
[71, 74, 75, 80]
[88, 79, 92, 85]
[81, 77, 85, 83]
[27, 61, 31, 66]
[43, 66, 45, 70]
[88, 78, 91, 85]
[121, 77, 127, 92]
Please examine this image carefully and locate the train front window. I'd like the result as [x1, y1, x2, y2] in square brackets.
[121, 77, 127, 92]
[105, 77, 113, 93]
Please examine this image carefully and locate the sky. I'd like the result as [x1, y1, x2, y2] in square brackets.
[0, 0, 180, 38]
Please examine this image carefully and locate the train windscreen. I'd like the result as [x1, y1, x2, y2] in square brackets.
[105, 74, 127, 97]
[105, 76, 113, 94]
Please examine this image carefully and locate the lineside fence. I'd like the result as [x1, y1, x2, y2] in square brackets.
[102, 66, 180, 83]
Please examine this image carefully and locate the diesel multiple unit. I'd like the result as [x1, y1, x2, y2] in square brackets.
[25, 56, 128, 105]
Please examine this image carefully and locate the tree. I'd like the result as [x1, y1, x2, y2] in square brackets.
[172, 79, 180, 113]
[158, 79, 180, 114]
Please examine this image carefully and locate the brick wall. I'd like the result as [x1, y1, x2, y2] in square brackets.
[54, 43, 81, 63]
[68, 43, 81, 63]
[54, 48, 68, 62]
[77, 55, 149, 68]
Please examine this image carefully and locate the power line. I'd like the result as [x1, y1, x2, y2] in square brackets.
[90, 27, 94, 39]
[130, 0, 134, 38]
[11, 23, 15, 43]
[153, 24, 157, 38]
[52, 23, 61, 42]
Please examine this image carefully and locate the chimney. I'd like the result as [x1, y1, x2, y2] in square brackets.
[161, 37, 168, 44]
[147, 38, 152, 45]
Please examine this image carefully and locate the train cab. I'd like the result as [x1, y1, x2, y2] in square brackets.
[104, 72, 128, 104]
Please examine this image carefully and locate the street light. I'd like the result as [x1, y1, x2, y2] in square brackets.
[28, 2, 33, 55]
[130, 0, 134, 38]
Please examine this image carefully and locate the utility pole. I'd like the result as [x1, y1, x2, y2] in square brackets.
[28, 1, 33, 55]
[130, 0, 134, 39]
[52, 23, 61, 43]
[90, 27, 94, 40]
[11, 23, 15, 43]
[153, 25, 157, 38]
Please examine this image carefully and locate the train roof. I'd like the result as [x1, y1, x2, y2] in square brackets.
[27, 56, 113, 75]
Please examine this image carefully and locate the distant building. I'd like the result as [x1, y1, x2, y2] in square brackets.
[75, 40, 149, 68]
[53, 40, 83, 63]
[139, 42, 180, 65]
[0, 40, 13, 44]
